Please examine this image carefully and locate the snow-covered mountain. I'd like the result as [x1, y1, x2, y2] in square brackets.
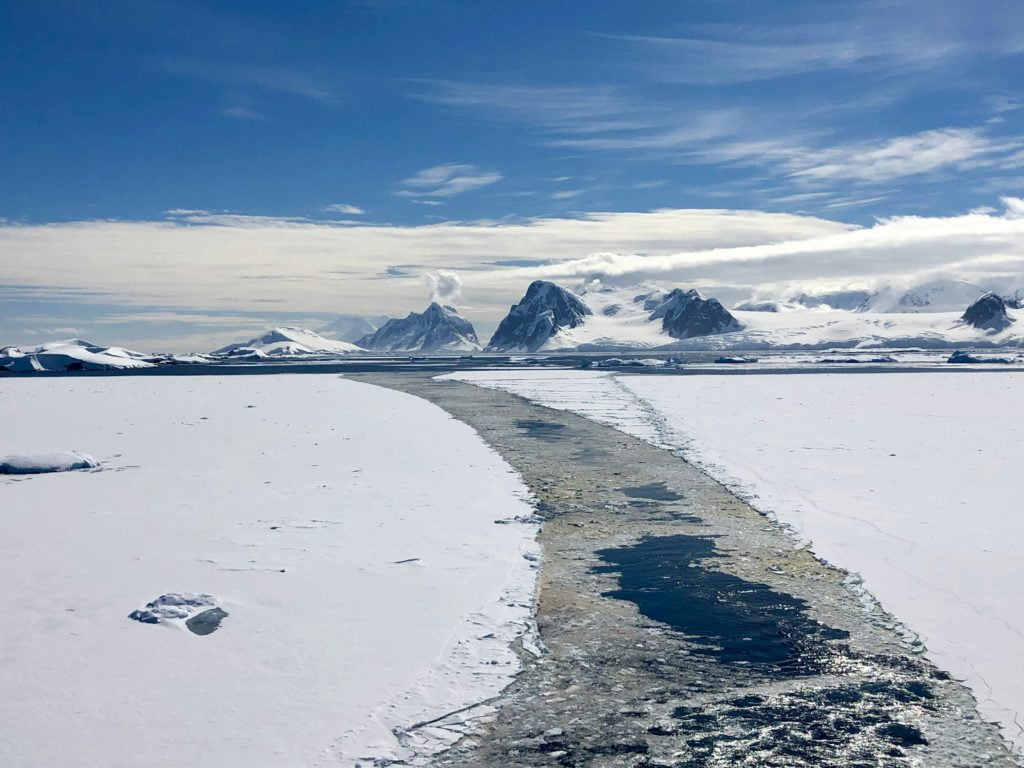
[317, 314, 391, 343]
[212, 327, 363, 357]
[0, 339, 157, 372]
[487, 281, 592, 352]
[356, 303, 481, 352]
[484, 280, 1024, 352]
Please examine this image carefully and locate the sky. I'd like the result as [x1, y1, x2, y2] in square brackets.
[2, 0, 1023, 350]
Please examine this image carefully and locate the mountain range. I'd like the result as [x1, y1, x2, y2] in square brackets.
[483, 279, 1024, 352]
[5, 277, 1024, 371]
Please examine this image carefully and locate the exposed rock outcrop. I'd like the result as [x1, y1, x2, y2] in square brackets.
[648, 289, 741, 339]
[960, 293, 1015, 332]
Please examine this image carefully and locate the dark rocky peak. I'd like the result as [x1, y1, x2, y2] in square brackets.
[960, 293, 1015, 331]
[487, 281, 592, 352]
[649, 289, 741, 340]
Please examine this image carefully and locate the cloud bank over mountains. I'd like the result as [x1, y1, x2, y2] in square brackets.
[3, 199, 1024, 349]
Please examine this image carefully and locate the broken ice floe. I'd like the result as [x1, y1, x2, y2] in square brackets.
[128, 593, 228, 635]
[0, 451, 99, 475]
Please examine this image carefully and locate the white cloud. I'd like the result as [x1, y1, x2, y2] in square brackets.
[424, 270, 462, 304]
[4, 201, 1024, 349]
[0, 208, 849, 319]
[323, 203, 366, 215]
[1002, 196, 1024, 219]
[484, 200, 1024, 295]
[165, 208, 211, 216]
[395, 164, 502, 198]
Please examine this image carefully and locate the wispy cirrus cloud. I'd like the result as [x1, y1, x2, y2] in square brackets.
[606, 4, 1024, 85]
[395, 164, 502, 198]
[159, 57, 337, 104]
[221, 106, 266, 120]
[608, 33, 885, 85]
[323, 203, 367, 215]
[413, 79, 752, 156]
[415, 80, 657, 135]
[790, 128, 1018, 184]
[417, 76, 1022, 202]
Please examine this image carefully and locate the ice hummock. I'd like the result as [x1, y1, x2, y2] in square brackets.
[0, 339, 155, 372]
[0, 451, 99, 474]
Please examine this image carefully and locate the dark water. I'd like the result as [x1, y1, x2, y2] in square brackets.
[620, 482, 684, 501]
[595, 535, 941, 766]
[595, 534, 848, 674]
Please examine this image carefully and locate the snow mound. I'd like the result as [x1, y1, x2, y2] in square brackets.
[128, 593, 227, 635]
[164, 353, 215, 364]
[0, 451, 99, 474]
[0, 340, 155, 372]
[212, 327, 362, 357]
[592, 357, 668, 368]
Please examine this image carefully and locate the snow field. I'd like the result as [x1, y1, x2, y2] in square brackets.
[0, 374, 539, 767]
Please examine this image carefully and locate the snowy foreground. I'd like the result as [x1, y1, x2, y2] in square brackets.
[0, 375, 538, 767]
[444, 369, 1024, 750]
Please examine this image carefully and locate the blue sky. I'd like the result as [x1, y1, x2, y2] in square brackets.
[2, 0, 1024, 348]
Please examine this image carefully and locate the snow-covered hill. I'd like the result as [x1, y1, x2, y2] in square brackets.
[0, 339, 157, 372]
[485, 281, 1024, 352]
[212, 327, 363, 357]
[867, 278, 1023, 313]
[357, 303, 481, 352]
[317, 314, 391, 343]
